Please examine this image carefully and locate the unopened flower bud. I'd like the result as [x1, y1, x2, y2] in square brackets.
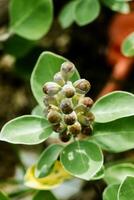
[74, 104, 87, 114]
[79, 97, 94, 108]
[54, 72, 65, 86]
[77, 112, 94, 126]
[60, 99, 73, 114]
[43, 82, 61, 96]
[43, 95, 57, 107]
[68, 122, 81, 136]
[62, 82, 75, 98]
[73, 79, 91, 94]
[61, 61, 75, 81]
[64, 112, 77, 125]
[47, 110, 62, 124]
[52, 122, 66, 133]
[82, 125, 93, 136]
[59, 130, 71, 142]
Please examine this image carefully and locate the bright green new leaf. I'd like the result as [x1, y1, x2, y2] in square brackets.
[91, 91, 134, 123]
[103, 184, 119, 200]
[118, 176, 134, 200]
[93, 116, 134, 152]
[75, 0, 100, 26]
[31, 52, 80, 107]
[33, 191, 57, 200]
[59, 1, 78, 28]
[9, 0, 53, 40]
[31, 105, 44, 117]
[104, 163, 134, 185]
[60, 141, 103, 180]
[102, 0, 130, 13]
[0, 115, 53, 145]
[35, 144, 63, 178]
[121, 32, 134, 57]
[0, 191, 9, 200]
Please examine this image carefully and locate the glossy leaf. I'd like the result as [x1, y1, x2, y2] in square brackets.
[25, 161, 71, 190]
[35, 144, 63, 178]
[104, 163, 134, 185]
[91, 91, 134, 123]
[60, 141, 103, 180]
[93, 116, 134, 152]
[31, 105, 44, 117]
[0, 115, 53, 145]
[102, 0, 130, 13]
[9, 0, 53, 40]
[31, 52, 80, 107]
[0, 192, 9, 200]
[118, 176, 134, 200]
[59, 1, 78, 28]
[75, 0, 100, 26]
[33, 191, 57, 200]
[91, 166, 104, 180]
[121, 32, 134, 57]
[103, 184, 119, 200]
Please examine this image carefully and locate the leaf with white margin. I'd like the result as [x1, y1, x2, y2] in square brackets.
[60, 140, 103, 180]
[91, 91, 134, 123]
[0, 115, 53, 145]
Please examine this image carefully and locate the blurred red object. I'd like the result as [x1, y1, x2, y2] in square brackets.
[98, 12, 134, 98]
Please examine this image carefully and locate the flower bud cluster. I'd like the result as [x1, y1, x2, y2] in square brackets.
[43, 61, 94, 142]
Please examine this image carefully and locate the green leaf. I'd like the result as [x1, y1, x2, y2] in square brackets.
[9, 0, 53, 40]
[121, 32, 134, 57]
[118, 176, 134, 200]
[59, 1, 78, 28]
[93, 116, 134, 152]
[103, 184, 119, 200]
[74, 0, 100, 26]
[91, 166, 104, 180]
[31, 51, 80, 107]
[0, 115, 53, 145]
[60, 141, 103, 180]
[33, 191, 57, 200]
[4, 35, 35, 58]
[31, 105, 44, 117]
[0, 191, 9, 200]
[91, 91, 134, 123]
[102, 0, 130, 13]
[104, 163, 134, 185]
[35, 144, 63, 178]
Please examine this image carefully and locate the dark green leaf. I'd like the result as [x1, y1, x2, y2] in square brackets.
[35, 144, 63, 178]
[91, 91, 134, 123]
[9, 0, 53, 40]
[93, 116, 134, 152]
[0, 115, 53, 145]
[60, 141, 103, 180]
[0, 192, 9, 200]
[33, 191, 57, 200]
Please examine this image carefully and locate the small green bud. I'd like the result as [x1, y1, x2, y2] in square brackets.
[54, 72, 65, 86]
[74, 104, 87, 114]
[64, 111, 77, 125]
[62, 82, 75, 98]
[43, 95, 58, 107]
[68, 121, 81, 136]
[59, 130, 71, 142]
[73, 79, 91, 94]
[82, 125, 93, 136]
[47, 109, 62, 124]
[77, 113, 90, 126]
[43, 82, 61, 96]
[61, 61, 75, 81]
[60, 99, 73, 114]
[79, 97, 94, 108]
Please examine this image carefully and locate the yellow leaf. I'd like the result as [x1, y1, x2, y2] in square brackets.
[24, 161, 72, 190]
